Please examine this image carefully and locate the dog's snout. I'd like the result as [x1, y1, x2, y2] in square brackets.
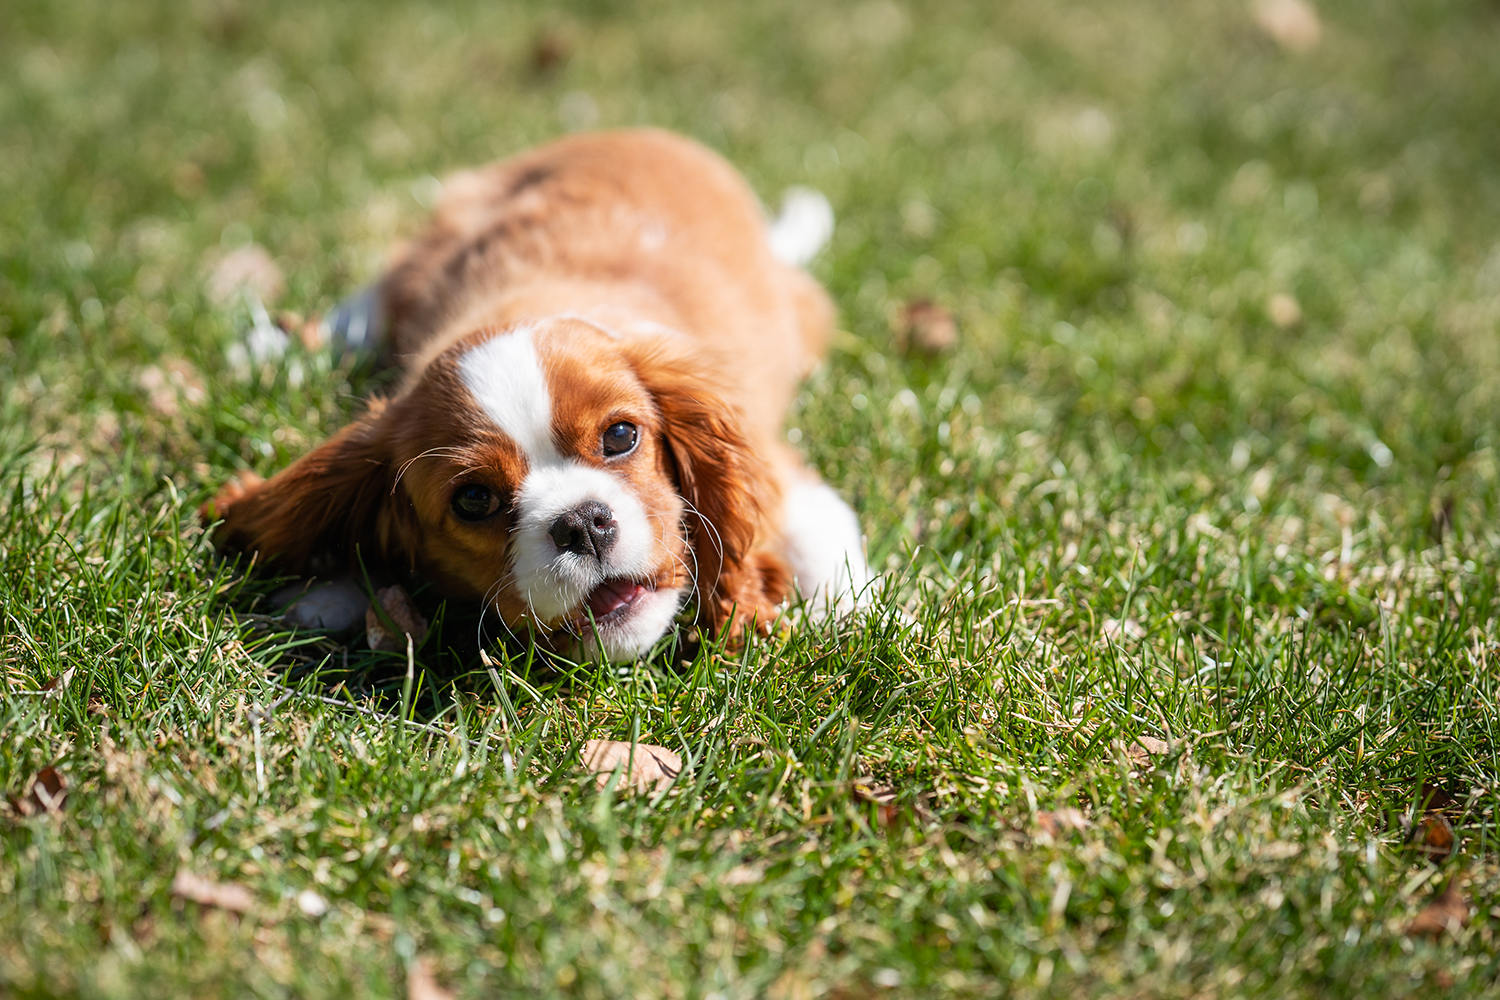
[549, 500, 618, 559]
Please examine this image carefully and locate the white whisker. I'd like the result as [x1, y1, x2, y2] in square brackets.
[678, 495, 724, 598]
[393, 445, 473, 491]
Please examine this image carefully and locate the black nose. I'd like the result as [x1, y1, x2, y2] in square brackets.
[548, 500, 617, 559]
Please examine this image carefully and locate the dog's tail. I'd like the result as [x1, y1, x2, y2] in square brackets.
[766, 187, 834, 268]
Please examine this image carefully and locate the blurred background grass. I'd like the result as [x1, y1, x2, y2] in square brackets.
[4, 0, 1500, 996]
[5, 0, 1500, 545]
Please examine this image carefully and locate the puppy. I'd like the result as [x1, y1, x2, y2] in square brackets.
[205, 129, 870, 661]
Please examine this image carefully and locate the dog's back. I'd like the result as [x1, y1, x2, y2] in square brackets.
[378, 129, 832, 437]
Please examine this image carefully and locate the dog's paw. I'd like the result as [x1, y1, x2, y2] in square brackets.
[200, 471, 264, 522]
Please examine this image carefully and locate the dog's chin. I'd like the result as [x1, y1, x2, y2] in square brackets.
[553, 578, 684, 662]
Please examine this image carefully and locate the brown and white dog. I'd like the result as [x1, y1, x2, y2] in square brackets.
[205, 129, 870, 661]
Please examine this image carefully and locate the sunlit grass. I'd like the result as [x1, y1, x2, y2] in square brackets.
[3, 0, 1499, 996]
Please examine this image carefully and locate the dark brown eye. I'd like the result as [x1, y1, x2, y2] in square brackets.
[451, 484, 500, 522]
[602, 421, 638, 457]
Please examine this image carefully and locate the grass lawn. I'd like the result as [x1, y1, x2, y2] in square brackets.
[4, 0, 1500, 995]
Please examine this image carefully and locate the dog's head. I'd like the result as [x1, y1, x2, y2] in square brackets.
[205, 318, 789, 660]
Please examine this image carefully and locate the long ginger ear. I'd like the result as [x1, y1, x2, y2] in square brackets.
[627, 342, 790, 636]
[201, 402, 409, 575]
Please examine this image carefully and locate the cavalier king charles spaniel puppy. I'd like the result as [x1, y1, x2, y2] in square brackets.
[205, 129, 870, 661]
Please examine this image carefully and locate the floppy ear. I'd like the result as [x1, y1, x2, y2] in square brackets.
[201, 401, 411, 575]
[627, 342, 790, 637]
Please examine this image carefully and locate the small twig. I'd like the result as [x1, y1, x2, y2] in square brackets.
[246, 691, 294, 724]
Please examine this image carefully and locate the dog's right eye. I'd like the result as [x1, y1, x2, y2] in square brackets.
[451, 484, 500, 521]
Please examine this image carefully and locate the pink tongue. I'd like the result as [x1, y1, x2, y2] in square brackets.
[586, 579, 645, 618]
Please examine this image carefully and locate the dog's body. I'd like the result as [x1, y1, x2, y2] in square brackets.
[208, 129, 869, 660]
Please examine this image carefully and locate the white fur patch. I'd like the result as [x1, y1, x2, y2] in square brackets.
[781, 479, 872, 617]
[460, 327, 680, 659]
[511, 459, 682, 661]
[511, 462, 658, 622]
[457, 326, 557, 462]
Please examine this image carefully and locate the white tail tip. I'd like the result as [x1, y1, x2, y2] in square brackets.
[767, 186, 835, 267]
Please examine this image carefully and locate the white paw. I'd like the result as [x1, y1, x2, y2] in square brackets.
[766, 186, 834, 267]
[780, 478, 872, 619]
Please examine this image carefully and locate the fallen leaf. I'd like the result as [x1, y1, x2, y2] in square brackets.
[1419, 783, 1457, 812]
[1410, 812, 1456, 862]
[1036, 807, 1091, 839]
[1251, 0, 1322, 53]
[531, 29, 572, 75]
[1406, 881, 1470, 939]
[171, 870, 256, 913]
[581, 739, 683, 793]
[40, 667, 76, 699]
[1120, 735, 1172, 768]
[206, 243, 284, 307]
[8, 766, 68, 816]
[894, 299, 958, 355]
[367, 585, 429, 652]
[853, 781, 901, 828]
[407, 956, 457, 1000]
[1267, 292, 1303, 328]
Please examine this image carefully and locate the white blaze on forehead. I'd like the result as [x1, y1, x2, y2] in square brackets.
[457, 326, 559, 462]
[456, 323, 681, 659]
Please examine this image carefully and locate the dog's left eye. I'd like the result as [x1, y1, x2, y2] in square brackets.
[451, 484, 500, 522]
[602, 421, 638, 457]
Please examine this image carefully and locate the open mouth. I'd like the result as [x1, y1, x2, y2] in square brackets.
[576, 577, 655, 627]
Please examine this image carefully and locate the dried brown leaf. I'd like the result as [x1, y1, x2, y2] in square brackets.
[1406, 881, 1470, 939]
[1411, 812, 1456, 862]
[853, 781, 901, 828]
[894, 299, 958, 355]
[1122, 735, 1171, 767]
[1419, 783, 1457, 812]
[407, 956, 457, 1000]
[171, 870, 256, 913]
[367, 585, 429, 652]
[1251, 0, 1322, 53]
[8, 766, 68, 816]
[1036, 807, 1091, 840]
[531, 30, 573, 75]
[1267, 292, 1303, 328]
[206, 244, 284, 306]
[39, 667, 76, 698]
[581, 739, 683, 793]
